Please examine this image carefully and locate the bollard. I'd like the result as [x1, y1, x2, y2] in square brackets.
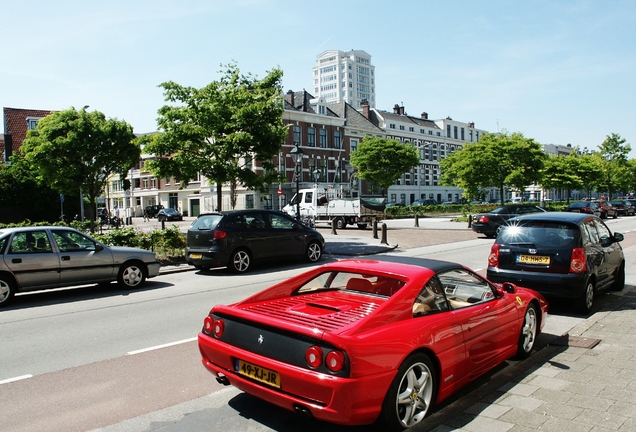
[331, 218, 338, 235]
[468, 215, 472, 228]
[373, 219, 378, 239]
[381, 223, 388, 245]
[161, 220, 166, 230]
[414, 214, 419, 227]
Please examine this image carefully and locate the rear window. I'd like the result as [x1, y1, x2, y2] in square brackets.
[191, 214, 222, 230]
[568, 202, 588, 209]
[498, 222, 579, 248]
[294, 271, 406, 298]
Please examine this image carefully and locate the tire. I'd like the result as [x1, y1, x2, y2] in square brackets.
[611, 263, 625, 292]
[576, 279, 595, 314]
[612, 212, 617, 219]
[516, 304, 539, 359]
[377, 353, 437, 431]
[601, 211, 607, 219]
[305, 241, 322, 263]
[0, 275, 16, 307]
[117, 261, 147, 288]
[229, 249, 251, 273]
[334, 217, 346, 230]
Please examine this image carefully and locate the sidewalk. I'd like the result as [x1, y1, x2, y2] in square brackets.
[420, 286, 636, 432]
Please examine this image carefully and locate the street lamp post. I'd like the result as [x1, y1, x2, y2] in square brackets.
[290, 144, 304, 221]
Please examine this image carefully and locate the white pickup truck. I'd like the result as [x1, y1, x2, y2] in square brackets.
[282, 187, 386, 229]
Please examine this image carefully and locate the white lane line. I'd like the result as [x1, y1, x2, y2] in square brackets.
[0, 374, 33, 385]
[127, 337, 197, 356]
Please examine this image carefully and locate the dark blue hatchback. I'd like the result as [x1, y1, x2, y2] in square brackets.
[487, 212, 625, 314]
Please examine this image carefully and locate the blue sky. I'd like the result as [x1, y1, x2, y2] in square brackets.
[2, 0, 635, 156]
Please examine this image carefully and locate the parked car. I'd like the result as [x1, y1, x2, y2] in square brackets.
[144, 204, 165, 218]
[199, 258, 547, 429]
[487, 212, 625, 314]
[609, 200, 635, 216]
[412, 199, 437, 206]
[591, 200, 618, 219]
[186, 210, 325, 272]
[471, 205, 547, 238]
[156, 208, 183, 222]
[564, 201, 602, 218]
[0, 226, 161, 307]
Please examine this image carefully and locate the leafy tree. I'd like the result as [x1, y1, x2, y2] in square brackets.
[22, 107, 139, 231]
[350, 137, 420, 194]
[144, 63, 287, 210]
[541, 154, 584, 203]
[441, 132, 545, 204]
[594, 133, 632, 198]
[576, 153, 604, 198]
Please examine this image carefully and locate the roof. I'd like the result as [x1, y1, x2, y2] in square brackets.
[327, 102, 384, 133]
[511, 211, 594, 224]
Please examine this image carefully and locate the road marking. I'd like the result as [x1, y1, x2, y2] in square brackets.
[0, 374, 33, 385]
[127, 337, 197, 355]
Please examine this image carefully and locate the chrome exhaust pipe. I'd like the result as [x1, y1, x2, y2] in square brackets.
[215, 373, 230, 385]
[293, 404, 313, 418]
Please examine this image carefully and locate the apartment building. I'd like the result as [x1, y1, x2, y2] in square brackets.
[312, 50, 376, 109]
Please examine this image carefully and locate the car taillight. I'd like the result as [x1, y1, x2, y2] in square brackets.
[570, 247, 587, 273]
[488, 243, 500, 267]
[213, 318, 225, 338]
[203, 316, 214, 334]
[305, 346, 323, 368]
[325, 350, 346, 373]
[479, 216, 489, 223]
[213, 230, 227, 240]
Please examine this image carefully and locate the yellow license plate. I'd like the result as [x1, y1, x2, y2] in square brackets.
[517, 254, 550, 265]
[190, 253, 202, 259]
[236, 359, 281, 388]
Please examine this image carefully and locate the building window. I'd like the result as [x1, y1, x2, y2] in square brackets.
[307, 127, 316, 147]
[399, 125, 405, 131]
[26, 116, 43, 130]
[350, 139, 358, 153]
[389, 124, 396, 129]
[319, 129, 327, 148]
[461, 127, 465, 141]
[446, 125, 451, 138]
[245, 194, 254, 209]
[293, 125, 301, 144]
[150, 178, 157, 189]
[334, 130, 341, 149]
[453, 126, 458, 139]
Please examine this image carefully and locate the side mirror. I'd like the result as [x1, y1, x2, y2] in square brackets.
[614, 232, 624, 242]
[498, 282, 517, 294]
[95, 244, 104, 252]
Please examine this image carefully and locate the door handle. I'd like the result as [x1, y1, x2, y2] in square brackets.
[11, 258, 22, 264]
[61, 256, 71, 261]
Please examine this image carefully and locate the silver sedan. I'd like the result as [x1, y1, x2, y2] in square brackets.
[0, 226, 161, 307]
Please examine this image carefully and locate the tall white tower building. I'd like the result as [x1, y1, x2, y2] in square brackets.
[312, 50, 375, 109]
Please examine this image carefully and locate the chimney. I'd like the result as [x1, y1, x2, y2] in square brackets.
[393, 104, 400, 114]
[468, 122, 475, 129]
[360, 99, 370, 119]
[286, 90, 294, 107]
[4, 132, 12, 162]
[421, 112, 428, 120]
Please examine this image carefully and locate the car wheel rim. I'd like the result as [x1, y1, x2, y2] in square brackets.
[123, 266, 142, 287]
[308, 244, 321, 262]
[585, 282, 594, 310]
[0, 280, 9, 302]
[395, 362, 433, 428]
[521, 307, 537, 353]
[234, 252, 250, 272]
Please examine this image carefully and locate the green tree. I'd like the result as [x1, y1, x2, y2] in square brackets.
[144, 63, 286, 210]
[541, 153, 584, 203]
[22, 107, 139, 231]
[576, 153, 604, 198]
[441, 132, 545, 204]
[350, 137, 420, 194]
[595, 133, 632, 198]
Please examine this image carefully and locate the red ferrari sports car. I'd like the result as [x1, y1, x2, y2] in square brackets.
[198, 258, 548, 430]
